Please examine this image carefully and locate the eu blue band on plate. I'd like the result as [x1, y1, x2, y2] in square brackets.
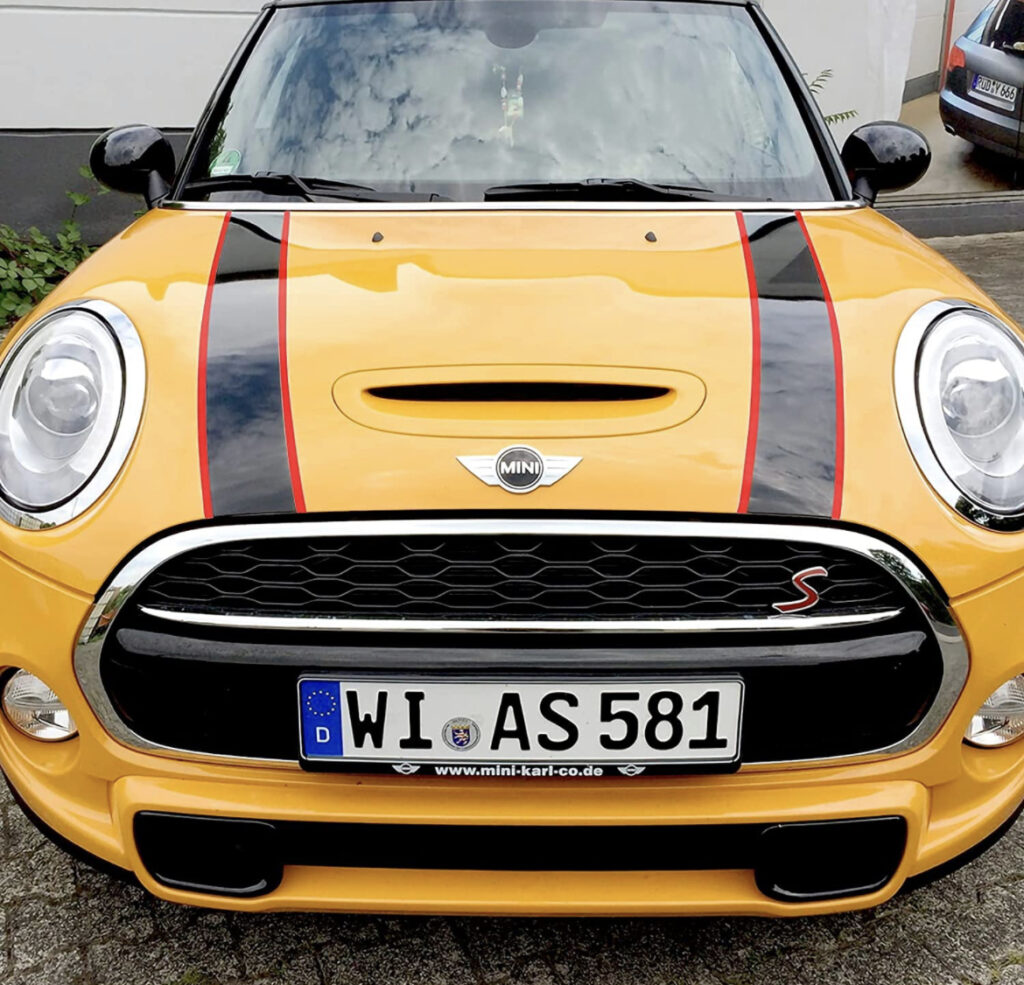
[300, 680, 344, 757]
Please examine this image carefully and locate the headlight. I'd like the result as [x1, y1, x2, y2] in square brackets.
[0, 300, 144, 528]
[896, 300, 1024, 530]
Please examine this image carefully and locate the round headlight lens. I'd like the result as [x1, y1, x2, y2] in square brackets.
[0, 301, 143, 527]
[0, 309, 123, 510]
[965, 676, 1024, 748]
[1, 669, 77, 742]
[916, 309, 1024, 515]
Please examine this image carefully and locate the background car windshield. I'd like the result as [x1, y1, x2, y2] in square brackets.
[188, 0, 836, 202]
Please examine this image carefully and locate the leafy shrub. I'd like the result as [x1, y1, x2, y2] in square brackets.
[806, 68, 859, 127]
[0, 167, 106, 331]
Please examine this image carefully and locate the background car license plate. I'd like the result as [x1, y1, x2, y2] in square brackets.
[299, 678, 743, 775]
[973, 73, 1019, 105]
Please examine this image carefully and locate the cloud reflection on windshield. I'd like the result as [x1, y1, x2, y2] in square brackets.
[206, 1, 831, 202]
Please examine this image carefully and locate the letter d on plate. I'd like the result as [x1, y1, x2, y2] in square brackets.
[300, 680, 344, 757]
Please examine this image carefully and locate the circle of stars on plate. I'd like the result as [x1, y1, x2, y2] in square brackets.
[305, 687, 338, 719]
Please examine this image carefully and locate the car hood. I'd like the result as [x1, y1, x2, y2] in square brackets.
[7, 205, 1024, 597]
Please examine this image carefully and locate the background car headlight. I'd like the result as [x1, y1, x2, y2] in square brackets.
[896, 301, 1024, 528]
[0, 300, 144, 527]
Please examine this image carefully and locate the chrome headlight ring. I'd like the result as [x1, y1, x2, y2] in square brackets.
[896, 298, 1024, 532]
[0, 299, 145, 529]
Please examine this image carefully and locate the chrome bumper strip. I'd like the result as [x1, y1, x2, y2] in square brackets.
[73, 517, 969, 770]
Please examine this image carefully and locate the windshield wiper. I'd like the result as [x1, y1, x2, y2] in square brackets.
[484, 178, 729, 203]
[182, 173, 449, 203]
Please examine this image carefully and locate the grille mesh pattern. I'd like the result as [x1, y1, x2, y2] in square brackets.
[133, 533, 905, 621]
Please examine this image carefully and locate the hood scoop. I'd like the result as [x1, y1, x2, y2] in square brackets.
[334, 365, 706, 439]
[368, 382, 671, 404]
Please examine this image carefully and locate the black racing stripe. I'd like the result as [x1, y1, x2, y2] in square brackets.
[205, 213, 296, 516]
[744, 213, 837, 517]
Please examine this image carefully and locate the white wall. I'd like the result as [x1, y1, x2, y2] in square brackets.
[908, 0, 947, 80]
[0, 0, 262, 128]
[951, 0, 991, 41]
[764, 0, 917, 143]
[4, 0, 920, 138]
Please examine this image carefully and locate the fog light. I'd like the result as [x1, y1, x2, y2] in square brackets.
[1, 669, 77, 741]
[965, 675, 1024, 748]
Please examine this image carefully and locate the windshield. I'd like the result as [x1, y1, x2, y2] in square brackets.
[183, 0, 836, 203]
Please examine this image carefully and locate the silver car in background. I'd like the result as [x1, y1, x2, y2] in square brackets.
[941, 0, 1024, 156]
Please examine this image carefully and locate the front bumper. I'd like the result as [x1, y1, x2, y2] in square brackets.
[2, 529, 1024, 916]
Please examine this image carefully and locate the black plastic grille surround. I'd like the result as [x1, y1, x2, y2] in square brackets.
[132, 533, 905, 621]
[101, 625, 943, 764]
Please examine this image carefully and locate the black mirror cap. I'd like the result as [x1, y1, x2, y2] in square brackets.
[90, 125, 176, 208]
[840, 122, 931, 205]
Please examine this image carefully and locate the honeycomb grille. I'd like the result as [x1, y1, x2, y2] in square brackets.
[132, 533, 906, 621]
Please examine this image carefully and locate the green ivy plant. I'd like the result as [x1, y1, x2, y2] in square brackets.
[0, 167, 107, 331]
[806, 69, 859, 127]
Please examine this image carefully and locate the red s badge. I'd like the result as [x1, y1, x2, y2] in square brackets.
[772, 566, 828, 614]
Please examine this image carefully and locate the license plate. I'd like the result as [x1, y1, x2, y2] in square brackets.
[972, 73, 1019, 106]
[298, 678, 743, 776]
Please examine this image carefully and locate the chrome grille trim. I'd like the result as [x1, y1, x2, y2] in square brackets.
[137, 605, 904, 635]
[73, 517, 969, 770]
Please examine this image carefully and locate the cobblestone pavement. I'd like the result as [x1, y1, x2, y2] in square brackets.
[2, 232, 1023, 985]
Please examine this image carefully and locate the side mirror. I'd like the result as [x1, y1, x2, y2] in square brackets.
[840, 122, 931, 205]
[90, 125, 176, 209]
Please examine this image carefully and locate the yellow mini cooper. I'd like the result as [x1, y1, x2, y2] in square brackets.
[2, 0, 1023, 917]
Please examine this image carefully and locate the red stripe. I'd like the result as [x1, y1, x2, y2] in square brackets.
[941, 0, 958, 86]
[796, 211, 845, 520]
[278, 212, 306, 512]
[735, 212, 761, 514]
[197, 212, 232, 519]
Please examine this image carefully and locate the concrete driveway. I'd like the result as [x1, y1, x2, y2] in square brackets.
[2, 232, 1023, 985]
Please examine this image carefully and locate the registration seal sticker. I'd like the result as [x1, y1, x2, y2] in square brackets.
[210, 149, 242, 177]
[442, 717, 481, 751]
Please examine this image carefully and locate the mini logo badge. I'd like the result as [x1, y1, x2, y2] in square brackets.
[457, 445, 582, 494]
[772, 566, 828, 614]
[442, 717, 481, 751]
